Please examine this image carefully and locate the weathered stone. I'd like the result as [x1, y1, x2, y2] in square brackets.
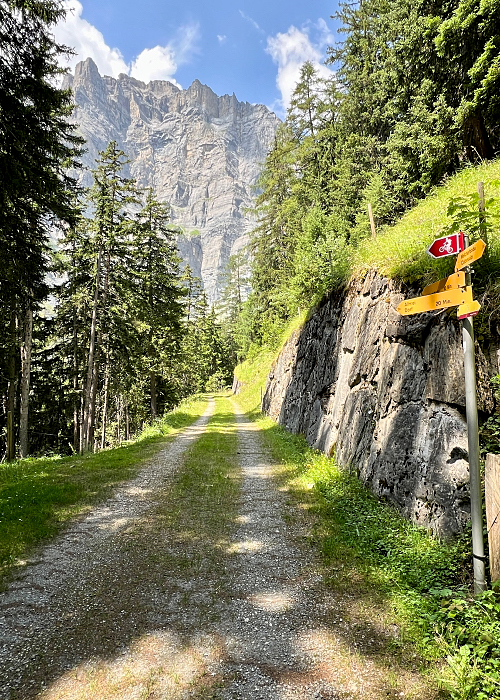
[262, 274, 499, 538]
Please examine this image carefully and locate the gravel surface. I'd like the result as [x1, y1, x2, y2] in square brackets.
[0, 402, 215, 699]
[215, 404, 377, 700]
[0, 398, 431, 700]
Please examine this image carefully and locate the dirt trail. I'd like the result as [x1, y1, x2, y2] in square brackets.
[0, 398, 428, 700]
[0, 402, 215, 699]
[214, 404, 410, 700]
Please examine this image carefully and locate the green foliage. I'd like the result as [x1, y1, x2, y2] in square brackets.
[0, 0, 83, 305]
[430, 586, 500, 699]
[354, 161, 500, 286]
[480, 375, 500, 455]
[436, 0, 500, 159]
[239, 0, 500, 360]
[288, 207, 349, 308]
[0, 0, 83, 459]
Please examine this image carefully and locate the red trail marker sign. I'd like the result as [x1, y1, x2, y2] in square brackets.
[427, 232, 465, 258]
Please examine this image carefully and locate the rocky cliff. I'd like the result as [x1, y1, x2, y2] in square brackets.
[64, 58, 279, 302]
[262, 271, 499, 538]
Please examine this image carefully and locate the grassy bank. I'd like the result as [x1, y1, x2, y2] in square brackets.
[234, 346, 500, 699]
[0, 395, 208, 586]
[354, 160, 500, 288]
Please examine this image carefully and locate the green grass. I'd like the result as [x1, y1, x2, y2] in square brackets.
[0, 394, 208, 585]
[354, 159, 500, 287]
[234, 311, 309, 419]
[161, 394, 241, 548]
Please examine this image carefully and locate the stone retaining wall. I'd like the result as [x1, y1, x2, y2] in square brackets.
[262, 271, 499, 538]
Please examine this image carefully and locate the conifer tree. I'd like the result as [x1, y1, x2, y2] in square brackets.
[132, 189, 185, 419]
[81, 142, 140, 452]
[0, 0, 83, 458]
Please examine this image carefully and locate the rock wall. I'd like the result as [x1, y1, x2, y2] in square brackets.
[63, 58, 279, 303]
[262, 271, 499, 538]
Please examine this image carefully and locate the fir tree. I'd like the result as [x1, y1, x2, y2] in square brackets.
[0, 0, 83, 458]
[132, 189, 185, 419]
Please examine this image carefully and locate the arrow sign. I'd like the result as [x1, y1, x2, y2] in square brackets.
[422, 271, 466, 296]
[427, 232, 465, 259]
[397, 286, 472, 316]
[457, 300, 481, 320]
[455, 239, 486, 272]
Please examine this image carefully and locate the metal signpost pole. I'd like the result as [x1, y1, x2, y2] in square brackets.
[398, 231, 487, 591]
[462, 234, 486, 592]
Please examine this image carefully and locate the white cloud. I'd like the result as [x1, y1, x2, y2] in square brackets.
[239, 10, 263, 33]
[131, 25, 200, 85]
[266, 21, 334, 114]
[54, 0, 128, 77]
[217, 34, 227, 44]
[54, 0, 199, 87]
[130, 46, 180, 85]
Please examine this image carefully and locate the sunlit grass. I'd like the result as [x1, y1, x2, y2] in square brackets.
[354, 160, 500, 287]
[0, 395, 208, 586]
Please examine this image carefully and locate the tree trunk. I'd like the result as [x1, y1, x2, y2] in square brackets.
[88, 351, 100, 451]
[100, 351, 110, 450]
[117, 396, 121, 445]
[19, 302, 33, 458]
[150, 371, 157, 419]
[125, 402, 130, 441]
[6, 307, 18, 460]
[463, 111, 494, 161]
[82, 249, 102, 452]
[73, 288, 80, 452]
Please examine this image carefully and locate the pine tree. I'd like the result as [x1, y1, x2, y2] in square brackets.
[81, 142, 140, 452]
[0, 0, 83, 458]
[132, 189, 185, 419]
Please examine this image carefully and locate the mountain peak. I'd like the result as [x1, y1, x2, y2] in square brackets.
[67, 61, 280, 301]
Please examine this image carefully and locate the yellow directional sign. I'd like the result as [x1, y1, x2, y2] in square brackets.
[455, 239, 486, 272]
[457, 300, 481, 320]
[422, 271, 466, 296]
[397, 286, 472, 316]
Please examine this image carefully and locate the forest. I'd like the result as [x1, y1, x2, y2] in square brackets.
[2, 0, 500, 460]
[241, 0, 500, 353]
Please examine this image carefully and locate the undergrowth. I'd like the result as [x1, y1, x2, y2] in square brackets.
[0, 394, 207, 586]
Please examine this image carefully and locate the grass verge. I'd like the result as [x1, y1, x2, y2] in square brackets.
[354, 159, 500, 287]
[0, 394, 208, 586]
[235, 346, 500, 699]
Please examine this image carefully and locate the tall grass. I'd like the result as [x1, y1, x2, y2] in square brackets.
[354, 160, 500, 287]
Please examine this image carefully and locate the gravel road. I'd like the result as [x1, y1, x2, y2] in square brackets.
[0, 397, 429, 700]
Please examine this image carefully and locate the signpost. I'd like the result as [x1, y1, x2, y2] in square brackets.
[397, 234, 487, 593]
[422, 271, 466, 296]
[455, 239, 487, 272]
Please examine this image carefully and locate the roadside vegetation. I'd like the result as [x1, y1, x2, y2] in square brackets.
[0, 395, 207, 587]
[235, 346, 500, 700]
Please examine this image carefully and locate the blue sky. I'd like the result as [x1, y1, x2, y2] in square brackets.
[54, 1, 341, 116]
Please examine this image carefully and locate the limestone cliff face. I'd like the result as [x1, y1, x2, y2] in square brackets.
[64, 58, 279, 302]
[262, 271, 499, 538]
